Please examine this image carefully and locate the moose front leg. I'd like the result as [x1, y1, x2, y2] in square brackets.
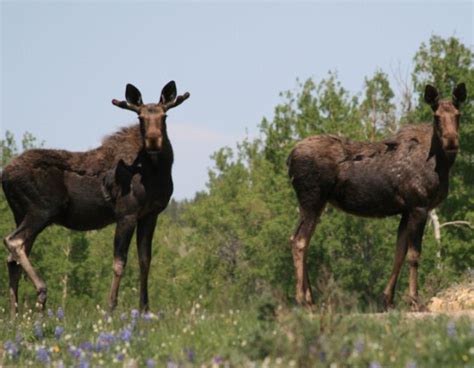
[136, 212, 158, 312]
[406, 208, 428, 311]
[108, 215, 136, 311]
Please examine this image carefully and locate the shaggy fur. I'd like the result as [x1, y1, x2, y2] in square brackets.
[3, 81, 189, 316]
[287, 84, 467, 310]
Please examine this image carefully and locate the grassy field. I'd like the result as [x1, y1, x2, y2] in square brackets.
[1, 300, 473, 367]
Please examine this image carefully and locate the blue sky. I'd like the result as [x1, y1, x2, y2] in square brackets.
[1, 1, 472, 199]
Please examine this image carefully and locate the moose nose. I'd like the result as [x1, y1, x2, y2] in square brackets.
[442, 135, 459, 153]
[145, 133, 162, 151]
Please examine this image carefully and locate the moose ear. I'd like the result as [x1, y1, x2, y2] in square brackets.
[424, 84, 439, 110]
[125, 84, 143, 106]
[452, 83, 467, 106]
[160, 81, 177, 104]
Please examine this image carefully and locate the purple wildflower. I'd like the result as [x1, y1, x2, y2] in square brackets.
[33, 321, 43, 339]
[185, 348, 195, 362]
[447, 320, 456, 337]
[68, 346, 82, 359]
[4, 340, 19, 358]
[146, 358, 157, 368]
[55, 326, 64, 340]
[80, 341, 94, 351]
[406, 362, 417, 368]
[120, 313, 128, 321]
[166, 361, 178, 368]
[15, 334, 22, 344]
[131, 309, 139, 319]
[79, 358, 90, 368]
[319, 351, 327, 362]
[369, 362, 381, 368]
[47, 309, 54, 318]
[57, 307, 64, 321]
[143, 311, 153, 321]
[36, 346, 50, 363]
[121, 328, 132, 342]
[214, 356, 224, 365]
[354, 338, 364, 354]
[116, 353, 125, 361]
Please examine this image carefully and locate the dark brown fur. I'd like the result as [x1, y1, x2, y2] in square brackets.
[2, 81, 190, 316]
[287, 84, 467, 310]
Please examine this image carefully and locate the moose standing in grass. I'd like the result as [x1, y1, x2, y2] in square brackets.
[288, 83, 467, 310]
[2, 81, 189, 317]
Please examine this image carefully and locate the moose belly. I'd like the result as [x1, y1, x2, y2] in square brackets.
[59, 172, 115, 230]
[330, 172, 405, 218]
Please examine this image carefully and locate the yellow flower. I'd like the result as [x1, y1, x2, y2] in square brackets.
[52, 345, 60, 353]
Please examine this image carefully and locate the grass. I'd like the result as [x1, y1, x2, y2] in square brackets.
[0, 300, 473, 367]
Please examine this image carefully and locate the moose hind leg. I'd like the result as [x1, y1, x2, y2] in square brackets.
[4, 218, 48, 312]
[291, 204, 324, 307]
[7, 257, 22, 318]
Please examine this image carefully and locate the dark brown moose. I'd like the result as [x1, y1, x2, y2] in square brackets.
[2, 81, 189, 317]
[288, 83, 467, 311]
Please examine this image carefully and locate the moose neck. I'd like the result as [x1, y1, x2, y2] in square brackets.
[138, 142, 174, 176]
[429, 127, 456, 179]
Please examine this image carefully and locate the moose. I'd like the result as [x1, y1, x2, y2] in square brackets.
[288, 83, 467, 311]
[2, 81, 189, 317]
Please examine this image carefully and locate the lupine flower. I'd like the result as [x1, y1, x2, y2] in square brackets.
[167, 361, 178, 368]
[47, 309, 54, 318]
[369, 362, 381, 368]
[121, 327, 132, 342]
[36, 346, 50, 363]
[185, 348, 195, 362]
[354, 338, 365, 354]
[214, 356, 224, 365]
[146, 358, 157, 368]
[447, 321, 456, 337]
[68, 346, 82, 359]
[319, 351, 327, 362]
[131, 309, 140, 319]
[116, 353, 125, 361]
[34, 321, 44, 339]
[55, 326, 64, 340]
[80, 341, 94, 351]
[57, 307, 65, 321]
[120, 313, 128, 321]
[79, 358, 90, 368]
[143, 311, 153, 321]
[4, 340, 19, 358]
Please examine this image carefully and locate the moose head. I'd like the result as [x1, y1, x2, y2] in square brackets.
[112, 81, 190, 154]
[424, 83, 467, 158]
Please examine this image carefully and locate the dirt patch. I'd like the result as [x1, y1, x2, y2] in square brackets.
[427, 277, 474, 313]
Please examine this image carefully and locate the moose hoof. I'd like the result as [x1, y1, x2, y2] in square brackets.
[36, 288, 47, 310]
[409, 298, 426, 312]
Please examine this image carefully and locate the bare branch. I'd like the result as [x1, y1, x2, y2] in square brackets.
[440, 221, 474, 229]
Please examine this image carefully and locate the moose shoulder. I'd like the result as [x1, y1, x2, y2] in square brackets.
[2, 81, 190, 317]
[288, 83, 467, 310]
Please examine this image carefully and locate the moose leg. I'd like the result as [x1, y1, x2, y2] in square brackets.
[136, 212, 158, 312]
[4, 217, 48, 313]
[383, 213, 409, 310]
[406, 208, 428, 311]
[108, 215, 136, 311]
[6, 236, 36, 318]
[291, 205, 324, 307]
